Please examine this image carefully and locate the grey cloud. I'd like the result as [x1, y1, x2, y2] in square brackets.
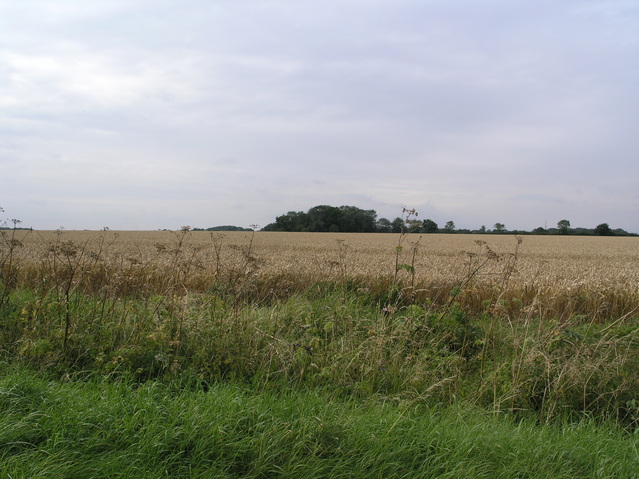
[1, 0, 637, 231]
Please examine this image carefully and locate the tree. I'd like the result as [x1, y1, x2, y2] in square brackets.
[376, 218, 392, 233]
[443, 220, 455, 233]
[306, 205, 340, 232]
[557, 219, 571, 235]
[391, 217, 405, 234]
[262, 210, 308, 231]
[337, 205, 377, 233]
[422, 219, 438, 233]
[262, 205, 388, 233]
[494, 223, 506, 233]
[594, 223, 612, 236]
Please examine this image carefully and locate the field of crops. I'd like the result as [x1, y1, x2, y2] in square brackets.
[8, 229, 639, 321]
[18, 229, 639, 275]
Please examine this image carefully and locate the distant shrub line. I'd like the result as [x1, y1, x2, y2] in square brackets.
[258, 204, 636, 236]
[191, 225, 254, 232]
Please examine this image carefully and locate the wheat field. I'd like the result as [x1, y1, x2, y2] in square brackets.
[18, 230, 639, 278]
[7, 229, 638, 321]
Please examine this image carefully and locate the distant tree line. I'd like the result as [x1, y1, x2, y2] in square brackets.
[0, 215, 31, 231]
[260, 206, 637, 236]
[192, 226, 254, 232]
[262, 205, 378, 232]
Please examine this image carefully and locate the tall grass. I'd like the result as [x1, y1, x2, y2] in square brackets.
[1, 367, 638, 478]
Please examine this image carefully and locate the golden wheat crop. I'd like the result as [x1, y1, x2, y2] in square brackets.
[7, 229, 639, 321]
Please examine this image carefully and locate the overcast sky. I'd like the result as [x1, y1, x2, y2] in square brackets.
[1, 0, 638, 232]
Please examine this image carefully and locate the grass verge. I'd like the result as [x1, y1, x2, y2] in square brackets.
[1, 366, 638, 478]
[3, 284, 639, 424]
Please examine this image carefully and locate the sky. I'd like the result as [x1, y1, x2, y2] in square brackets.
[1, 0, 638, 232]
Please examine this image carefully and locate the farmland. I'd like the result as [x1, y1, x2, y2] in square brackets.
[8, 230, 639, 320]
[2, 229, 639, 477]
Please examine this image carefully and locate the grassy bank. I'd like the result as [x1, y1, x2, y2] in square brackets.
[2, 366, 638, 478]
[2, 283, 639, 423]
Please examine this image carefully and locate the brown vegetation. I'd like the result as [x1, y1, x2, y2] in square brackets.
[8, 229, 639, 322]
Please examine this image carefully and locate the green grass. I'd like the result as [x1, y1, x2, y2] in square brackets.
[2, 284, 639, 423]
[1, 366, 638, 478]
